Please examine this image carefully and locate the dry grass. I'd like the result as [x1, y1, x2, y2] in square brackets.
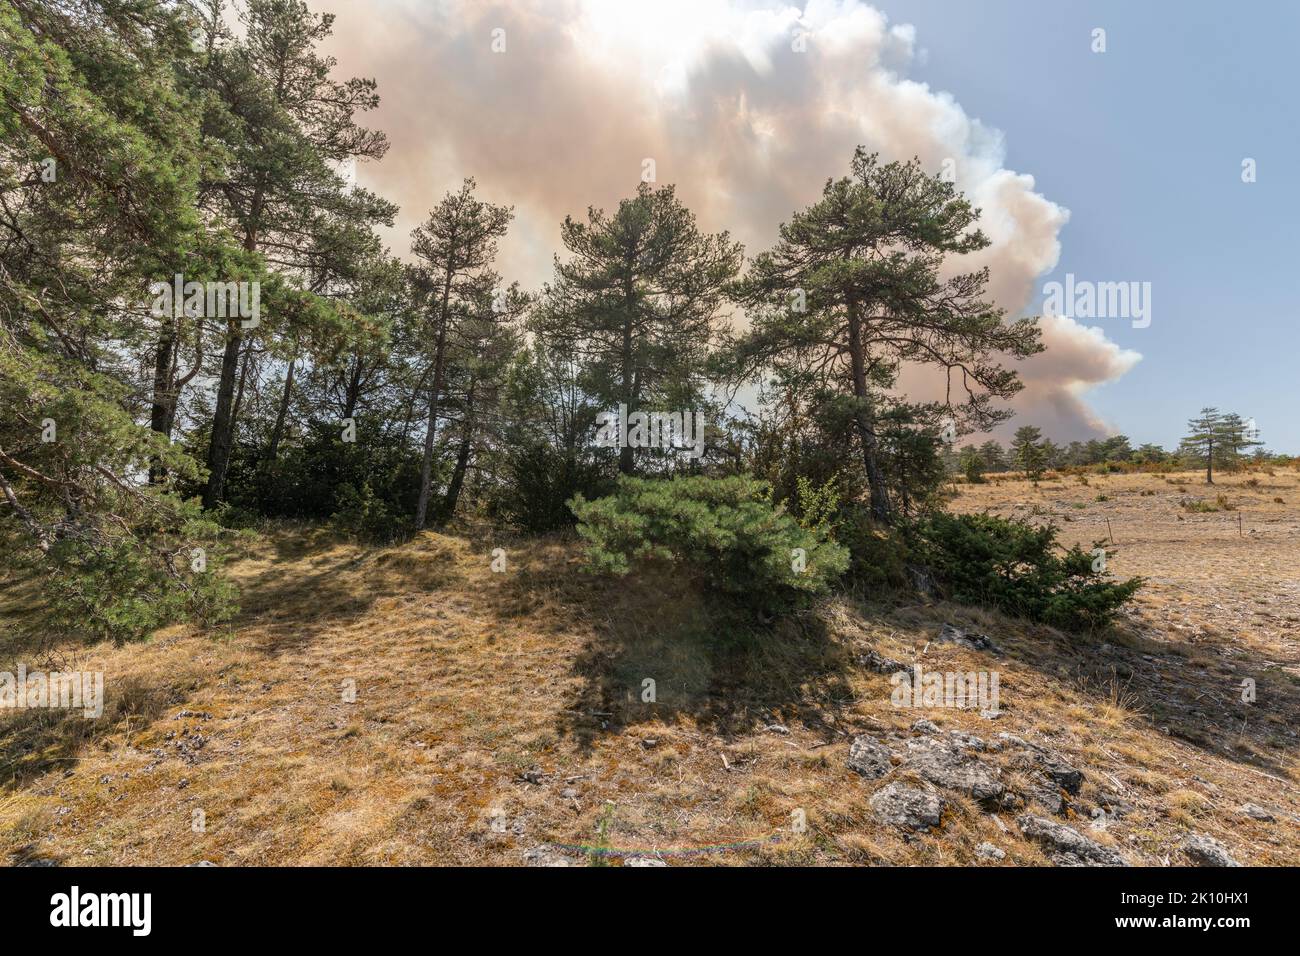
[2, 470, 1298, 866]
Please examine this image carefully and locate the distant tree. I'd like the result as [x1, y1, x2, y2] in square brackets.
[1179, 407, 1228, 483]
[959, 445, 986, 483]
[1133, 443, 1168, 465]
[1010, 425, 1047, 482]
[1101, 435, 1133, 462]
[978, 440, 1007, 472]
[1040, 439, 1063, 471]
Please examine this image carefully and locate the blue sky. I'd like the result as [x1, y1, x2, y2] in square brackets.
[873, 0, 1300, 451]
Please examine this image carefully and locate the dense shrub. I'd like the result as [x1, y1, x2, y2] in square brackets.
[909, 512, 1142, 630]
[330, 481, 409, 544]
[5, 501, 238, 645]
[493, 440, 612, 534]
[214, 421, 422, 536]
[569, 475, 848, 611]
[836, 503, 911, 592]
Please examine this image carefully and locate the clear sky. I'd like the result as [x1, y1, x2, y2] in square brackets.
[872, 0, 1300, 452]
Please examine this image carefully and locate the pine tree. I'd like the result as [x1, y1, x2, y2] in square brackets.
[1010, 426, 1047, 482]
[1134, 443, 1168, 465]
[1179, 407, 1227, 484]
[959, 445, 986, 483]
[1217, 413, 1263, 471]
[727, 149, 1042, 524]
[978, 440, 1007, 472]
[536, 182, 742, 474]
[198, 0, 392, 507]
[0, 0, 234, 640]
[409, 179, 513, 529]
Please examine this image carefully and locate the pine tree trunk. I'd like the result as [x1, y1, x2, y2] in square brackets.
[846, 298, 892, 524]
[415, 272, 453, 529]
[619, 306, 635, 475]
[440, 389, 476, 524]
[203, 325, 243, 508]
[267, 355, 296, 461]
[204, 202, 262, 508]
[343, 358, 363, 421]
[148, 319, 177, 483]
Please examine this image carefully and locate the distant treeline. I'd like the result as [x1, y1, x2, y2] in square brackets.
[957, 409, 1288, 482]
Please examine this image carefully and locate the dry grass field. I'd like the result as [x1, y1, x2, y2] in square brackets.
[2, 469, 1297, 866]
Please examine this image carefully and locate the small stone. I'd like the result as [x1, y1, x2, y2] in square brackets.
[858, 649, 909, 674]
[1182, 833, 1241, 867]
[764, 724, 790, 735]
[1018, 814, 1127, 867]
[1038, 756, 1085, 796]
[870, 783, 945, 831]
[905, 736, 1005, 807]
[911, 719, 940, 735]
[623, 856, 667, 867]
[975, 842, 1005, 861]
[936, 623, 1000, 653]
[1098, 792, 1135, 817]
[187, 860, 217, 867]
[949, 731, 987, 752]
[1239, 803, 1275, 822]
[523, 844, 573, 867]
[1027, 786, 1065, 815]
[847, 736, 893, 780]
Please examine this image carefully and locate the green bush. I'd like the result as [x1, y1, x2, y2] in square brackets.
[20, 501, 238, 645]
[836, 503, 911, 592]
[212, 421, 422, 532]
[909, 512, 1142, 631]
[330, 481, 408, 544]
[493, 440, 612, 534]
[569, 475, 848, 611]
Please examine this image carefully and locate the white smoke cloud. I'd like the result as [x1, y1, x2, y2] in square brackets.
[319, 0, 1137, 439]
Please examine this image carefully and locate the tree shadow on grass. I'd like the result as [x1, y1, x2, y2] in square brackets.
[0, 530, 462, 812]
[486, 548, 860, 754]
[881, 597, 1300, 782]
[1010, 613, 1300, 780]
[229, 530, 461, 657]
